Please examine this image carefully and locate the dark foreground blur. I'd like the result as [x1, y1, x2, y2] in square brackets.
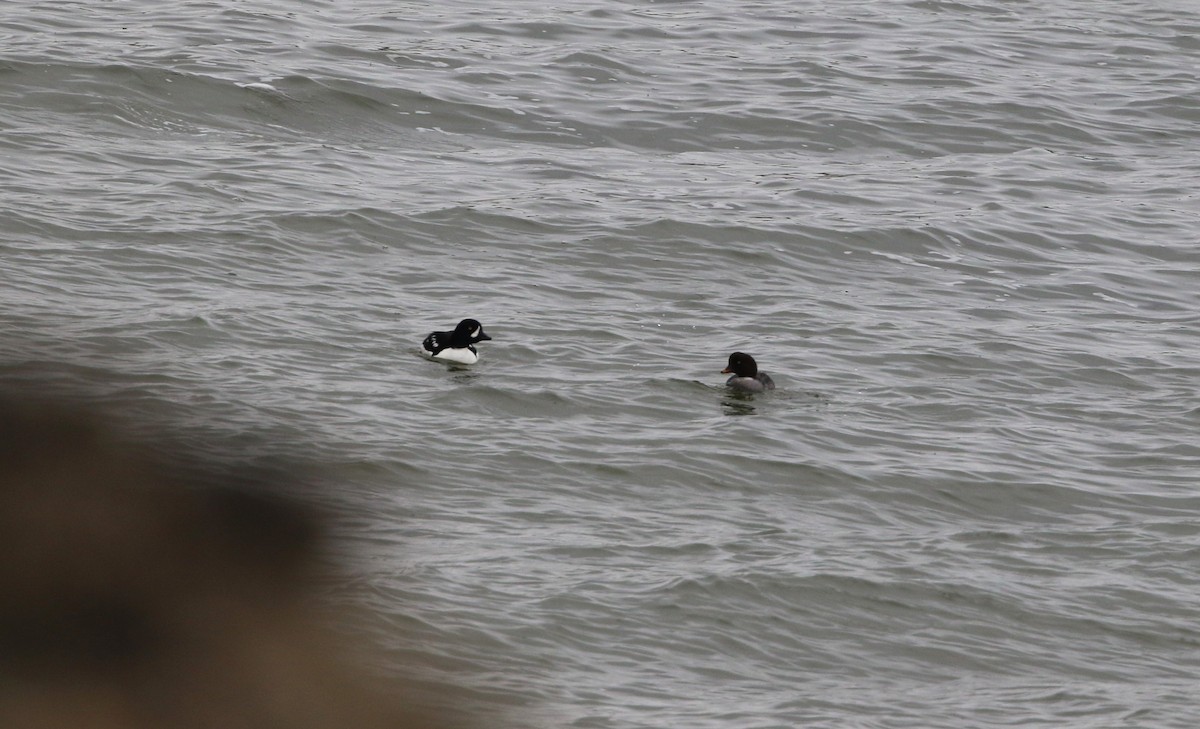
[0, 393, 477, 729]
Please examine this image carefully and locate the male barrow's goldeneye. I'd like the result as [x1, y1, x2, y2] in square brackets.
[722, 352, 775, 392]
[422, 319, 492, 364]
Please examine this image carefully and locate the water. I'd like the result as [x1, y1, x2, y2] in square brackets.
[3, 1, 1200, 726]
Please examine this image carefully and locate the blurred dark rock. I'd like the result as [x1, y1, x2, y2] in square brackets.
[0, 394, 472, 729]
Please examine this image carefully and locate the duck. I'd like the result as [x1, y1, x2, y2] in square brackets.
[422, 319, 492, 364]
[722, 352, 775, 392]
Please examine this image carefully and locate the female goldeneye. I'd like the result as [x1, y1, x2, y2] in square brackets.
[722, 352, 775, 392]
[422, 318, 492, 364]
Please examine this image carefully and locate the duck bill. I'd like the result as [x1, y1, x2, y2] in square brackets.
[477, 333, 493, 341]
[721, 367, 733, 374]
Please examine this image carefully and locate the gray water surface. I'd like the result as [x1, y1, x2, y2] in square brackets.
[3, 1, 1200, 726]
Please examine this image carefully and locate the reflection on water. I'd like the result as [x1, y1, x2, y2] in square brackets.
[721, 389, 760, 416]
[449, 367, 483, 383]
